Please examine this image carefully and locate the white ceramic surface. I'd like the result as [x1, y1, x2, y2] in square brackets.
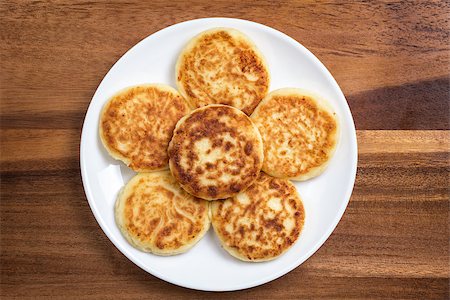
[80, 18, 357, 292]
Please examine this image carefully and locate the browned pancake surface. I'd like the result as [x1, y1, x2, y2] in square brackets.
[100, 84, 190, 172]
[115, 171, 210, 255]
[168, 105, 263, 200]
[176, 28, 270, 115]
[251, 88, 339, 180]
[211, 172, 305, 261]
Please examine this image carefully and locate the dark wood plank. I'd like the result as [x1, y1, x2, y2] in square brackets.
[348, 77, 450, 130]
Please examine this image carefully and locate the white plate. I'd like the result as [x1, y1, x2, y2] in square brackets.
[80, 18, 357, 291]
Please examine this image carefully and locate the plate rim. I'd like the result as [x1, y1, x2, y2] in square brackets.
[80, 17, 358, 292]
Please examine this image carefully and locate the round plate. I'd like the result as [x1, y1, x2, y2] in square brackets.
[80, 18, 357, 291]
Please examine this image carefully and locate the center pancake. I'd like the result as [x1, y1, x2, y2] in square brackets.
[168, 104, 264, 200]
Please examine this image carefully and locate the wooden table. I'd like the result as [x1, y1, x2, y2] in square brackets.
[1, 1, 449, 298]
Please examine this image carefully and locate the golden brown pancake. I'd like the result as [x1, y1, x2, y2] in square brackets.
[176, 28, 270, 115]
[99, 84, 190, 172]
[251, 88, 339, 181]
[168, 104, 264, 200]
[115, 171, 210, 255]
[211, 172, 305, 262]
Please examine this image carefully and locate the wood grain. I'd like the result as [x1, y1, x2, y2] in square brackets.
[1, 0, 449, 299]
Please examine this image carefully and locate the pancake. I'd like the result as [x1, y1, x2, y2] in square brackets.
[115, 171, 210, 255]
[251, 88, 339, 181]
[168, 104, 263, 200]
[211, 172, 305, 262]
[99, 84, 190, 172]
[176, 28, 270, 115]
